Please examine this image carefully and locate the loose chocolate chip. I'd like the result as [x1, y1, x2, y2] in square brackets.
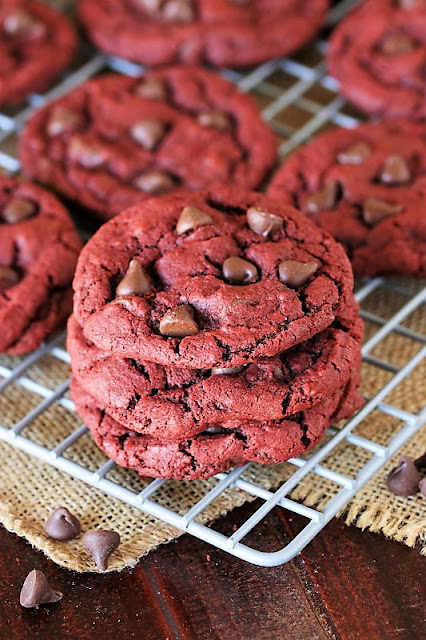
[337, 142, 371, 164]
[69, 137, 108, 169]
[47, 107, 83, 137]
[2, 197, 36, 223]
[198, 110, 231, 131]
[82, 530, 121, 571]
[382, 34, 415, 55]
[116, 259, 151, 297]
[419, 478, 426, 496]
[306, 182, 338, 213]
[134, 171, 175, 194]
[135, 77, 167, 100]
[387, 456, 421, 496]
[130, 120, 165, 150]
[159, 304, 199, 337]
[3, 9, 45, 38]
[246, 207, 284, 237]
[211, 366, 245, 375]
[380, 155, 411, 184]
[176, 205, 213, 235]
[162, 0, 194, 22]
[223, 256, 258, 285]
[363, 197, 403, 225]
[20, 570, 62, 609]
[278, 260, 318, 288]
[0, 266, 19, 291]
[45, 507, 81, 541]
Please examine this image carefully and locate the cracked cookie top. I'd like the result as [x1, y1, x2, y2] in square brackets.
[327, 0, 426, 119]
[78, 0, 329, 69]
[268, 119, 426, 277]
[19, 68, 277, 221]
[73, 187, 356, 369]
[0, 176, 82, 354]
[0, 0, 76, 106]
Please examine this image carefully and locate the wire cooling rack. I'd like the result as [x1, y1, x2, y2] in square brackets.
[0, 0, 425, 567]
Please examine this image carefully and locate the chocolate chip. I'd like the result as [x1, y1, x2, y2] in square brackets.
[82, 530, 120, 571]
[3, 9, 46, 38]
[203, 425, 227, 435]
[363, 197, 403, 225]
[45, 507, 81, 541]
[278, 260, 318, 288]
[419, 478, 426, 496]
[47, 107, 83, 137]
[2, 197, 36, 223]
[246, 207, 284, 237]
[20, 570, 62, 609]
[134, 171, 175, 194]
[387, 456, 421, 496]
[380, 155, 411, 184]
[198, 110, 231, 131]
[130, 120, 165, 150]
[69, 137, 108, 169]
[223, 256, 258, 284]
[399, 0, 422, 7]
[0, 266, 19, 291]
[306, 182, 338, 213]
[382, 34, 415, 55]
[162, 0, 194, 22]
[337, 142, 371, 164]
[211, 366, 245, 375]
[176, 205, 213, 235]
[116, 259, 151, 297]
[159, 304, 199, 337]
[140, 0, 163, 12]
[135, 77, 167, 100]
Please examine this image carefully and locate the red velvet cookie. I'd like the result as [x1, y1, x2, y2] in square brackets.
[70, 375, 363, 481]
[268, 119, 426, 278]
[67, 310, 363, 440]
[327, 0, 426, 119]
[72, 188, 356, 370]
[0, 176, 82, 355]
[78, 0, 329, 69]
[19, 69, 277, 221]
[0, 0, 76, 106]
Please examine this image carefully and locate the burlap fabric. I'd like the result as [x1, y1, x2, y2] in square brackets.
[0, 278, 424, 572]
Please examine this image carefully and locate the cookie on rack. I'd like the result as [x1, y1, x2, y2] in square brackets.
[0, 0, 76, 106]
[19, 68, 277, 221]
[0, 175, 81, 355]
[327, 0, 426, 119]
[67, 310, 363, 440]
[72, 188, 356, 370]
[78, 0, 329, 69]
[71, 373, 363, 481]
[268, 119, 426, 277]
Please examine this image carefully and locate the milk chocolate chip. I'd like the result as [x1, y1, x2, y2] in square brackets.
[387, 456, 421, 496]
[306, 182, 338, 213]
[246, 207, 283, 237]
[45, 507, 81, 541]
[382, 34, 415, 55]
[82, 530, 121, 571]
[130, 120, 165, 150]
[135, 77, 167, 100]
[337, 142, 371, 164]
[176, 205, 213, 235]
[380, 155, 411, 184]
[20, 570, 62, 609]
[47, 107, 83, 137]
[198, 110, 231, 131]
[278, 260, 318, 288]
[116, 260, 151, 297]
[159, 304, 199, 337]
[363, 197, 403, 225]
[0, 266, 19, 291]
[223, 256, 258, 284]
[134, 171, 174, 194]
[2, 197, 36, 223]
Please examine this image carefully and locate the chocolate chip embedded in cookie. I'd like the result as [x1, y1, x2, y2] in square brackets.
[0, 175, 81, 355]
[78, 0, 329, 68]
[72, 187, 356, 369]
[0, 0, 76, 106]
[268, 119, 426, 277]
[20, 68, 277, 221]
[327, 0, 426, 119]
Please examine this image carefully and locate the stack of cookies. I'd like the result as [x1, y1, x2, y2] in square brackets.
[68, 187, 364, 480]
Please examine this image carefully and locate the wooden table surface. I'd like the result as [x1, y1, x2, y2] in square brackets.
[1, 500, 424, 640]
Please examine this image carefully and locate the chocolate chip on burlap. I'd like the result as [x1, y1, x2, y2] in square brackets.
[82, 530, 121, 571]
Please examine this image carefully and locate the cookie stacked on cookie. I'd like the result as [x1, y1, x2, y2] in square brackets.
[69, 188, 364, 480]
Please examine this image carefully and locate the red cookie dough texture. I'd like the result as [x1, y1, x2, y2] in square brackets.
[0, 176, 82, 355]
[19, 68, 277, 221]
[327, 0, 426, 119]
[72, 188, 356, 370]
[0, 0, 76, 106]
[78, 0, 329, 69]
[268, 119, 426, 278]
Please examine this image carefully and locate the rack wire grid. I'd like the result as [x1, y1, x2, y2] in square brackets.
[0, 0, 425, 567]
